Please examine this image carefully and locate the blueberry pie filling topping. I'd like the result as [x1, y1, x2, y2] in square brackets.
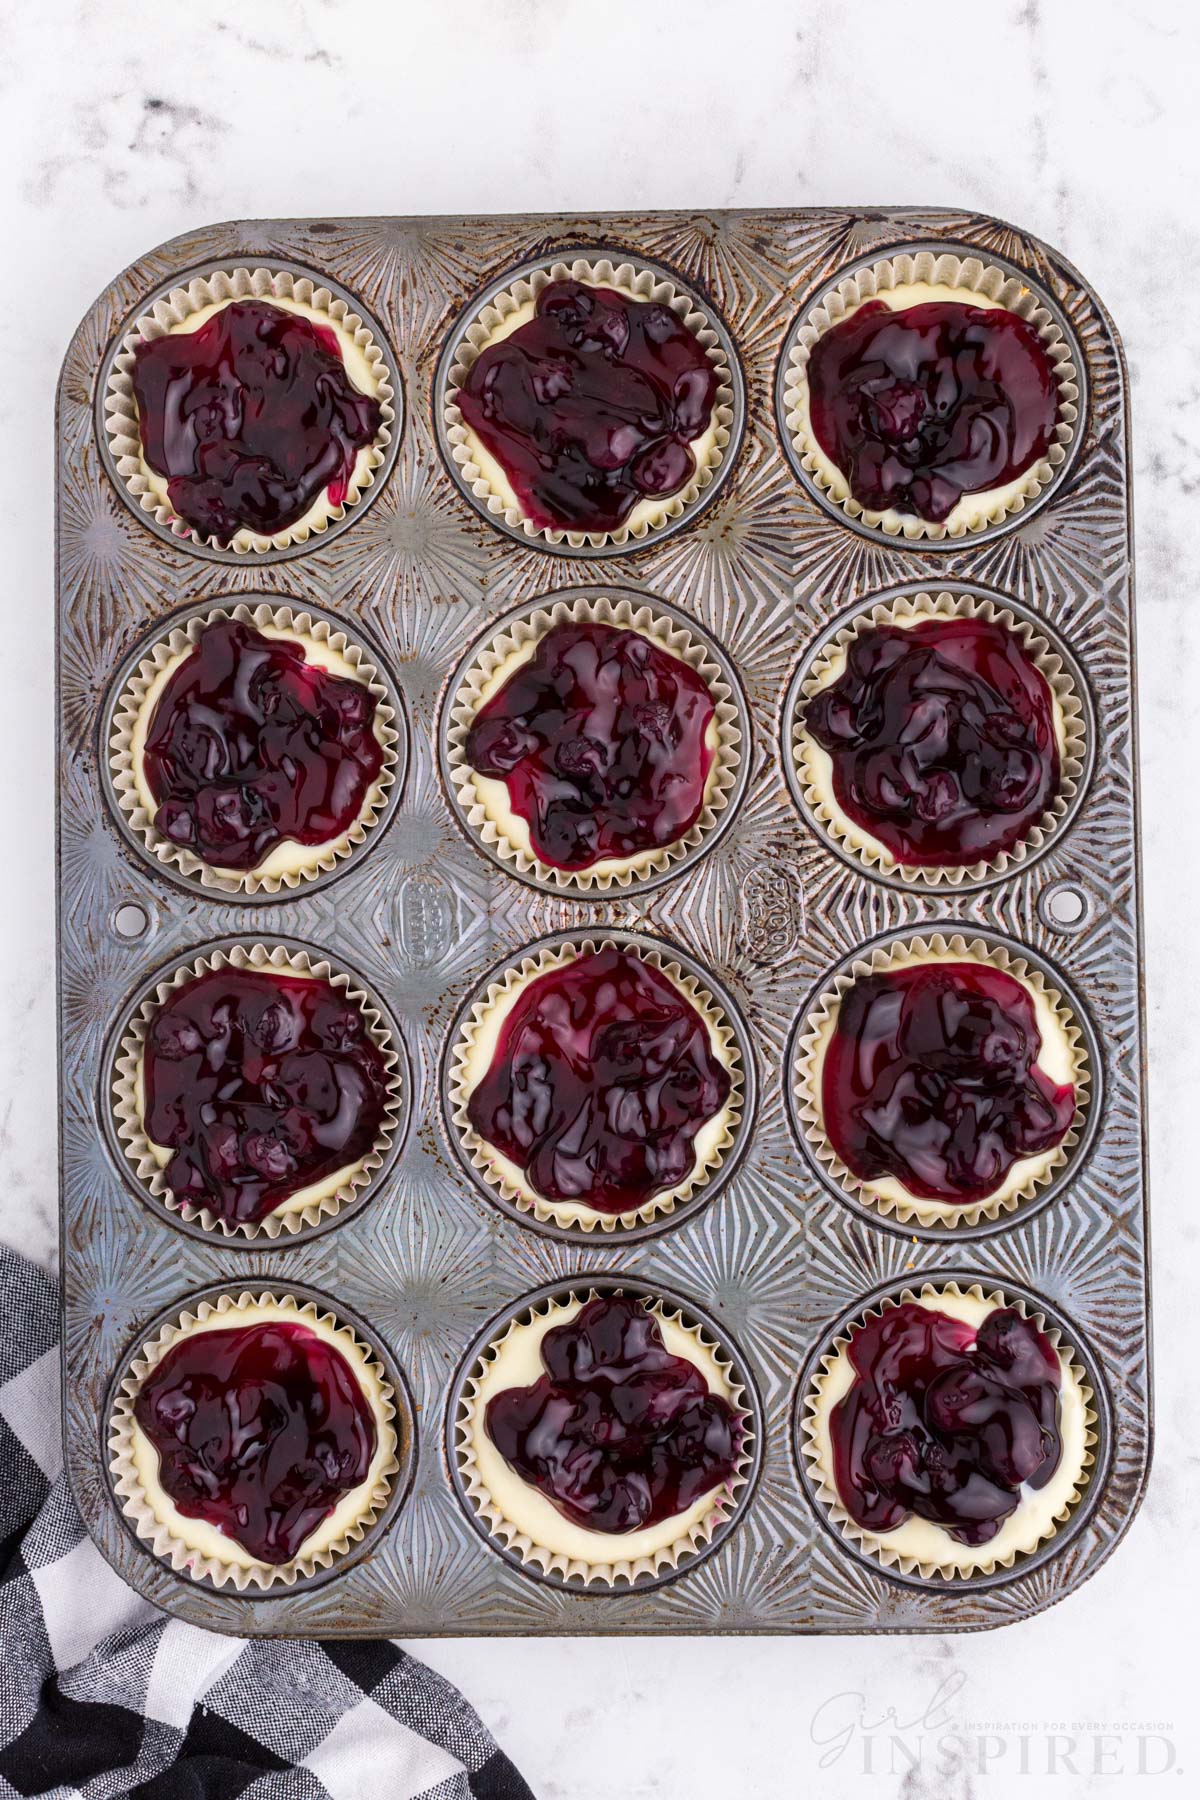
[455, 279, 720, 534]
[140, 966, 391, 1226]
[131, 298, 383, 544]
[464, 621, 717, 872]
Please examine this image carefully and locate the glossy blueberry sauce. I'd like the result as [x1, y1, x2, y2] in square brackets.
[829, 1302, 1064, 1545]
[132, 298, 383, 544]
[486, 1295, 740, 1533]
[806, 299, 1058, 523]
[803, 617, 1061, 867]
[142, 618, 384, 874]
[822, 962, 1075, 1204]
[465, 946, 731, 1214]
[142, 966, 391, 1226]
[455, 279, 719, 533]
[134, 1320, 377, 1563]
[465, 621, 716, 872]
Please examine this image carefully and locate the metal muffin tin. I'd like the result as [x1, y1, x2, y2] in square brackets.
[57, 208, 1149, 1636]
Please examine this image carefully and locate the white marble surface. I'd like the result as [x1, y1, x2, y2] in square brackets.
[2, 1, 1197, 1793]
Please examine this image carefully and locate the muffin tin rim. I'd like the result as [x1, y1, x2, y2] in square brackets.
[56, 205, 1147, 1638]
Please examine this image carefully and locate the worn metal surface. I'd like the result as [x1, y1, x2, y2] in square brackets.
[56, 209, 1149, 1635]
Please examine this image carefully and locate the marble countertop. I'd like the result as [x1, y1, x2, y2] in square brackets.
[3, 1, 1196, 1793]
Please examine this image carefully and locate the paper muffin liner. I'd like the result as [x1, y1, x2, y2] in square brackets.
[783, 251, 1080, 540]
[799, 1280, 1096, 1580]
[791, 590, 1088, 886]
[104, 266, 396, 554]
[442, 255, 736, 549]
[108, 603, 402, 896]
[109, 1289, 401, 1591]
[444, 593, 743, 892]
[794, 933, 1091, 1229]
[455, 1288, 754, 1586]
[448, 936, 744, 1233]
[111, 943, 404, 1241]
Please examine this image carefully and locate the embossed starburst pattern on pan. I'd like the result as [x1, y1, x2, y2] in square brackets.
[57, 207, 1146, 1639]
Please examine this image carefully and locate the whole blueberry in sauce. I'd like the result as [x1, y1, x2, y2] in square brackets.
[465, 621, 716, 872]
[803, 617, 1060, 867]
[829, 1302, 1064, 1545]
[134, 1320, 377, 1563]
[486, 1295, 740, 1533]
[806, 300, 1058, 523]
[142, 619, 384, 874]
[132, 299, 383, 544]
[466, 946, 731, 1214]
[142, 967, 391, 1226]
[455, 280, 719, 533]
[822, 961, 1075, 1204]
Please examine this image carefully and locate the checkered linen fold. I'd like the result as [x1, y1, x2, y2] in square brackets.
[0, 1248, 532, 1800]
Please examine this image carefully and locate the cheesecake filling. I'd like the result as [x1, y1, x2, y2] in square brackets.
[798, 607, 1068, 873]
[806, 292, 1057, 526]
[465, 620, 717, 874]
[125, 1298, 394, 1573]
[820, 957, 1075, 1208]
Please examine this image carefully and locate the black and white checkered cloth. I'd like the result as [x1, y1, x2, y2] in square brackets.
[0, 1248, 532, 1800]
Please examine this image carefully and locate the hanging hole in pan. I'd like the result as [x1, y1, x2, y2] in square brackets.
[1039, 881, 1091, 932]
[111, 901, 151, 941]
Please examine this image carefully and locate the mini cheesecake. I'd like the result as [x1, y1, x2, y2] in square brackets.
[116, 1294, 396, 1581]
[793, 281, 1061, 535]
[800, 940, 1084, 1225]
[797, 605, 1071, 876]
[128, 616, 389, 884]
[461, 617, 723, 883]
[463, 1293, 745, 1570]
[131, 962, 393, 1231]
[452, 277, 723, 539]
[453, 943, 739, 1230]
[806, 1287, 1090, 1576]
[128, 293, 386, 549]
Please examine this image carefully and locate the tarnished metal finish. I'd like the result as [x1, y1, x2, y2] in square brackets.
[57, 209, 1148, 1636]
